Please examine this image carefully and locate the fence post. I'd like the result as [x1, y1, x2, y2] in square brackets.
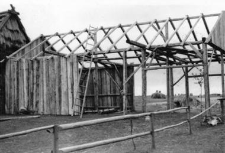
[52, 125, 60, 153]
[218, 98, 225, 123]
[186, 106, 192, 134]
[150, 114, 155, 149]
[130, 119, 136, 150]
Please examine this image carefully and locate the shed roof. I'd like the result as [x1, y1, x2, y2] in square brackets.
[0, 5, 30, 49]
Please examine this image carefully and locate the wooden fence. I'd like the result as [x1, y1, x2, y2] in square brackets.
[0, 100, 224, 152]
[53, 107, 190, 153]
[5, 55, 134, 115]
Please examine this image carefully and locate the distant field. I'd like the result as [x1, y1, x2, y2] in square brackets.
[135, 96, 221, 104]
[134, 96, 222, 112]
[134, 96, 167, 112]
[134, 96, 166, 103]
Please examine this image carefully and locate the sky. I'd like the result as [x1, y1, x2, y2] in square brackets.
[1, 0, 225, 95]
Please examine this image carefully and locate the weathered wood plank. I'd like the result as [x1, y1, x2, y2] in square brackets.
[67, 56, 72, 115]
[38, 58, 43, 114]
[49, 57, 56, 114]
[10, 60, 14, 114]
[46, 58, 50, 114]
[35, 59, 40, 113]
[61, 57, 68, 115]
[5, 60, 10, 113]
[32, 59, 37, 112]
[20, 59, 25, 110]
[54, 56, 60, 115]
[58, 57, 62, 115]
[42, 58, 47, 114]
[72, 55, 79, 115]
[24, 59, 29, 110]
[13, 60, 18, 113]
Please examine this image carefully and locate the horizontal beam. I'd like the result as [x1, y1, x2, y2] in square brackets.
[144, 64, 204, 70]
[96, 55, 141, 61]
[58, 107, 187, 130]
[59, 131, 151, 153]
[126, 40, 188, 64]
[0, 125, 54, 140]
[58, 107, 187, 153]
[75, 47, 142, 56]
[44, 50, 66, 57]
[0, 115, 40, 121]
[207, 42, 225, 54]
[188, 73, 223, 78]
[131, 62, 167, 67]
[44, 13, 220, 37]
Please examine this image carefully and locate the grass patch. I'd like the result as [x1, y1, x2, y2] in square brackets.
[0, 111, 224, 153]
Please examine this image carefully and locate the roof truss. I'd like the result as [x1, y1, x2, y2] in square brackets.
[8, 11, 225, 67]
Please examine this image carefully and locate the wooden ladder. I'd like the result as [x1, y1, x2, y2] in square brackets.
[72, 26, 97, 118]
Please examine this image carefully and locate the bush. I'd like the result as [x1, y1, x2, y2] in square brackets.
[151, 90, 166, 99]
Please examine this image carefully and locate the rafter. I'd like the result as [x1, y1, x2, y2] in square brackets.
[181, 15, 202, 46]
[186, 15, 201, 50]
[106, 22, 136, 52]
[164, 16, 187, 47]
[146, 18, 170, 48]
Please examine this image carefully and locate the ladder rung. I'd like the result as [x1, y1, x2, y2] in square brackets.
[77, 91, 84, 94]
[79, 85, 86, 88]
[76, 97, 83, 101]
[74, 104, 82, 107]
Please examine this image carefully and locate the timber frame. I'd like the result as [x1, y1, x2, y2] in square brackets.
[6, 11, 225, 115]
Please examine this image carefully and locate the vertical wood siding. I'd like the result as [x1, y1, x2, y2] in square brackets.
[81, 66, 134, 111]
[5, 57, 134, 115]
[211, 11, 225, 50]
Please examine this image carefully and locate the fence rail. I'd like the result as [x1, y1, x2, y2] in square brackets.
[0, 99, 224, 153]
[0, 125, 54, 139]
[54, 107, 189, 153]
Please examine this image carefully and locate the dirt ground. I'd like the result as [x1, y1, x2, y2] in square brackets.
[0, 109, 225, 153]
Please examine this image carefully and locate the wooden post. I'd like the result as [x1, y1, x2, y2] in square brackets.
[220, 51, 225, 123]
[130, 119, 136, 150]
[94, 63, 99, 111]
[93, 31, 99, 111]
[123, 50, 127, 115]
[202, 38, 211, 116]
[166, 62, 170, 110]
[185, 66, 192, 134]
[169, 68, 174, 109]
[220, 99, 225, 123]
[165, 22, 170, 110]
[142, 49, 147, 113]
[150, 114, 156, 149]
[185, 66, 190, 107]
[53, 125, 59, 153]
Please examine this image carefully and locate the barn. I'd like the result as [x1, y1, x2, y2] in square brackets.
[3, 9, 225, 118]
[0, 5, 30, 114]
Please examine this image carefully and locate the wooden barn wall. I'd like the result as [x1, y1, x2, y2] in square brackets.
[81, 66, 134, 111]
[5, 56, 134, 115]
[0, 61, 6, 114]
[211, 11, 225, 50]
[5, 55, 78, 115]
